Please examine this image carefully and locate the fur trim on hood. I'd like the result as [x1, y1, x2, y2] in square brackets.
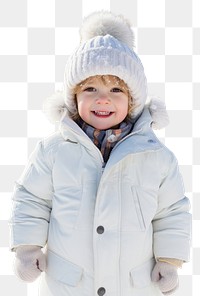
[146, 96, 169, 130]
[43, 92, 169, 130]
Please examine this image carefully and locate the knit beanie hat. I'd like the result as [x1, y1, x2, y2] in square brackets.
[44, 11, 169, 129]
[64, 10, 147, 120]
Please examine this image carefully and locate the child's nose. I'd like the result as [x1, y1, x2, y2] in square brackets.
[96, 93, 110, 104]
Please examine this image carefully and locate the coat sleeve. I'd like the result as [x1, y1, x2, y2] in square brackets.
[152, 151, 192, 262]
[10, 140, 54, 250]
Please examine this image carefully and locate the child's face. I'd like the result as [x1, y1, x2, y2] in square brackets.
[76, 76, 129, 130]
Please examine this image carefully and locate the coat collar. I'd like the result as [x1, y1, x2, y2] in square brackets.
[58, 107, 164, 171]
[59, 107, 159, 144]
[132, 107, 153, 133]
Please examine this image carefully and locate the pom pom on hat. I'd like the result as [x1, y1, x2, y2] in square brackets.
[80, 10, 134, 48]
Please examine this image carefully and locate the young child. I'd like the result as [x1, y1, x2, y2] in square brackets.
[10, 11, 191, 296]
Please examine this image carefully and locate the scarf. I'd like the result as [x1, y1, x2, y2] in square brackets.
[77, 119, 133, 163]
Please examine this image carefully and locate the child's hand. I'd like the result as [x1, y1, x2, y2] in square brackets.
[15, 245, 46, 282]
[151, 261, 178, 295]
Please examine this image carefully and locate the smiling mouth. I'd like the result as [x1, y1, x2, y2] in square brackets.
[92, 111, 114, 117]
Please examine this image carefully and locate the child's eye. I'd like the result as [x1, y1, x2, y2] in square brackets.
[111, 88, 123, 93]
[84, 87, 96, 92]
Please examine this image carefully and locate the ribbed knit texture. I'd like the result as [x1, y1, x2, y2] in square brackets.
[151, 261, 179, 295]
[15, 245, 46, 283]
[64, 33, 147, 121]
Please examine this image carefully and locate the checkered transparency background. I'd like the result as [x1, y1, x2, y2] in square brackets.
[0, 0, 199, 295]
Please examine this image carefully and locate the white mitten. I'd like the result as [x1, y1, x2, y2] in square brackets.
[15, 245, 46, 282]
[151, 261, 179, 295]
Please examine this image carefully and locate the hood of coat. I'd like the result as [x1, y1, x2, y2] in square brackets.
[43, 91, 169, 130]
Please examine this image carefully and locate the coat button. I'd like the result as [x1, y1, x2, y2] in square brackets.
[97, 287, 106, 295]
[97, 226, 104, 234]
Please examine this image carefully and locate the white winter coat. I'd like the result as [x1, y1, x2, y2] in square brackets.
[10, 106, 191, 296]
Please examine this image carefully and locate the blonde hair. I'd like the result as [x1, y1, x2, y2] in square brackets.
[71, 75, 135, 121]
